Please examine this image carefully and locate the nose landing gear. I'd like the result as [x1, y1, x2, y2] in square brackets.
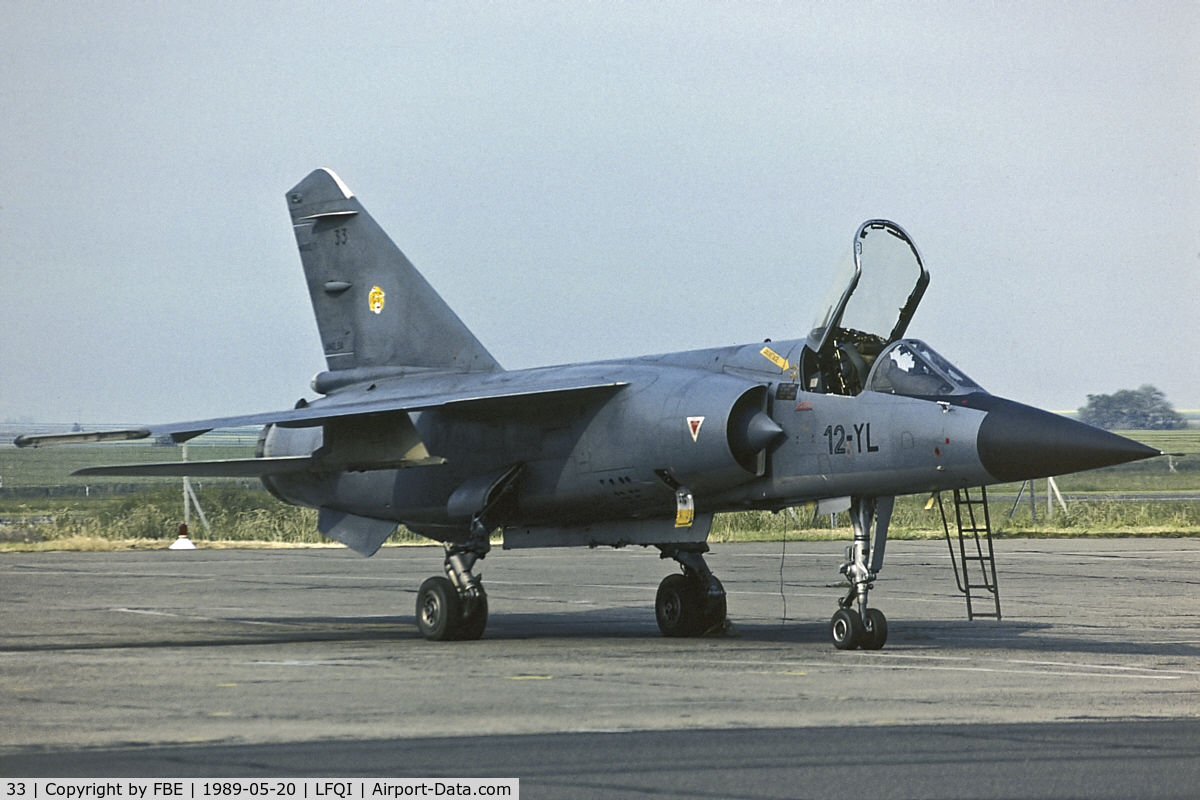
[829, 495, 893, 650]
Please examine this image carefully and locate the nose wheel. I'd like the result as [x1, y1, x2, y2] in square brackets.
[829, 605, 887, 650]
[862, 607, 887, 649]
[830, 607, 862, 650]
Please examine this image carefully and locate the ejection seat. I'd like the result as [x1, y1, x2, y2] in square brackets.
[800, 220, 928, 397]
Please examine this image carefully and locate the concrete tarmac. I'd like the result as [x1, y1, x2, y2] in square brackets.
[3, 539, 1200, 797]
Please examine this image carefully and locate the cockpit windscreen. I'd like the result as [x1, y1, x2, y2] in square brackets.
[867, 340, 983, 398]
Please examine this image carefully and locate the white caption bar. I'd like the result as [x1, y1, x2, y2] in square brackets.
[1, 781, 518, 800]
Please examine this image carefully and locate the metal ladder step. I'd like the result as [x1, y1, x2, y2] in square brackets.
[938, 486, 1002, 621]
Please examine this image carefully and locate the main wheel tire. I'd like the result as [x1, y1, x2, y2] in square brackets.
[702, 592, 728, 634]
[416, 576, 462, 641]
[861, 608, 888, 650]
[454, 591, 488, 641]
[656, 574, 704, 637]
[830, 607, 863, 650]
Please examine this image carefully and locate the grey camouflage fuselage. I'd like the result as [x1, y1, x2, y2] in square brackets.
[23, 168, 1160, 645]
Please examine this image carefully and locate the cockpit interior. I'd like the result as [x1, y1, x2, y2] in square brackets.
[800, 220, 982, 400]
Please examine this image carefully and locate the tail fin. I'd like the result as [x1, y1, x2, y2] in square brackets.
[286, 168, 500, 375]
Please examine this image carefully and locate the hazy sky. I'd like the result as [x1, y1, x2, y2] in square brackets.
[2, 1, 1197, 426]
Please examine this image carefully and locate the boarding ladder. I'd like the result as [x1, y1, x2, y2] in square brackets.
[937, 487, 1001, 620]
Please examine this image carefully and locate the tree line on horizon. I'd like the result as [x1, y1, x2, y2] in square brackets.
[1079, 384, 1188, 431]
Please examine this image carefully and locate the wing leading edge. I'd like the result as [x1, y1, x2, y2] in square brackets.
[15, 378, 628, 450]
[18, 378, 628, 478]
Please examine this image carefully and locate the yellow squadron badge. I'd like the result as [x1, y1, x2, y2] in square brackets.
[368, 285, 385, 315]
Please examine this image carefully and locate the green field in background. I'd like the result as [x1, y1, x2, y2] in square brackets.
[0, 444, 258, 490]
[1114, 428, 1200, 454]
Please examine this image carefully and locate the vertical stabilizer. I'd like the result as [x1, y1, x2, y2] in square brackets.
[287, 168, 500, 374]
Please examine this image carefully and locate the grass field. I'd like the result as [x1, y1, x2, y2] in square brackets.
[0, 443, 259, 492]
[1113, 429, 1200, 454]
[1, 428, 1196, 551]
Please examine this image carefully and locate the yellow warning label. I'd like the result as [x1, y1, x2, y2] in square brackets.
[760, 346, 789, 371]
[674, 487, 695, 528]
[368, 285, 386, 314]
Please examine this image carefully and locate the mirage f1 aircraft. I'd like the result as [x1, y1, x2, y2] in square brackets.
[17, 168, 1161, 648]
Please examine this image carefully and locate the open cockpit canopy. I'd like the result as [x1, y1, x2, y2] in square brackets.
[802, 220, 930, 396]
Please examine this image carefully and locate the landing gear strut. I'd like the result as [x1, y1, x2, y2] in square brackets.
[830, 496, 893, 650]
[655, 544, 727, 637]
[416, 466, 522, 642]
[416, 516, 491, 641]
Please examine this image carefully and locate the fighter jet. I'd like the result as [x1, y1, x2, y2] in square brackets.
[16, 168, 1161, 648]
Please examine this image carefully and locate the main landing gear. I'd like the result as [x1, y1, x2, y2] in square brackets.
[416, 465, 522, 642]
[416, 518, 490, 642]
[830, 495, 894, 650]
[655, 544, 727, 637]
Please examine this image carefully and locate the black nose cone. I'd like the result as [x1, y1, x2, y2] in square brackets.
[977, 397, 1162, 483]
